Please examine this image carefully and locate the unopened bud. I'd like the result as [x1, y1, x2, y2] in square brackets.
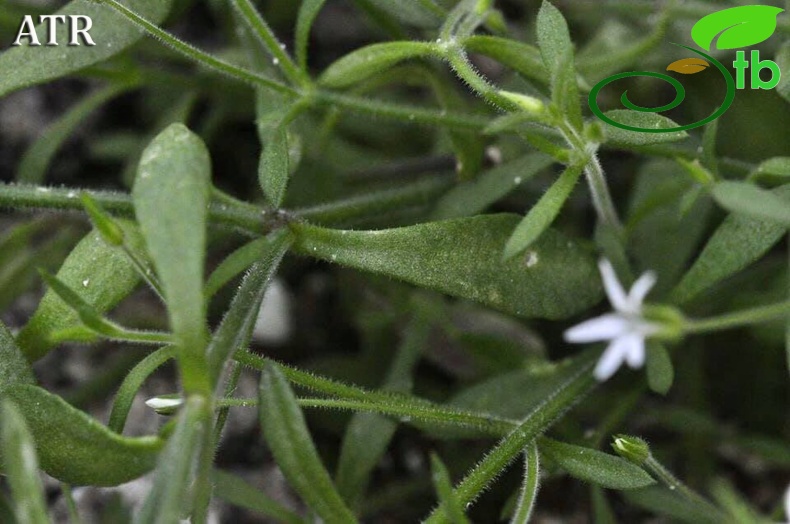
[145, 395, 183, 415]
[499, 90, 546, 115]
[612, 434, 650, 465]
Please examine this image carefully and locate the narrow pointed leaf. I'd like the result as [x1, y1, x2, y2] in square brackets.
[258, 364, 357, 524]
[691, 5, 783, 51]
[319, 41, 437, 88]
[360, 0, 443, 28]
[134, 396, 208, 524]
[602, 111, 688, 146]
[670, 185, 790, 304]
[259, 125, 291, 208]
[212, 470, 303, 524]
[296, 0, 328, 70]
[540, 438, 655, 489]
[0, 0, 173, 97]
[205, 236, 278, 299]
[16, 224, 143, 361]
[432, 153, 553, 220]
[206, 231, 292, 383]
[0, 400, 50, 524]
[18, 85, 131, 184]
[1, 384, 163, 486]
[291, 215, 602, 320]
[431, 454, 471, 524]
[510, 444, 540, 524]
[537, 1, 583, 130]
[711, 181, 790, 226]
[462, 36, 548, 85]
[133, 123, 211, 392]
[503, 162, 584, 260]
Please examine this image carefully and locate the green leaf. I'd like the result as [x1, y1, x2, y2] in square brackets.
[646, 342, 674, 395]
[691, 5, 783, 52]
[319, 41, 437, 88]
[431, 454, 471, 524]
[0, 0, 172, 97]
[510, 444, 540, 524]
[540, 438, 655, 490]
[778, 41, 790, 104]
[750, 157, 790, 181]
[133, 123, 211, 392]
[18, 85, 131, 184]
[291, 215, 602, 319]
[625, 486, 719, 524]
[669, 185, 790, 304]
[359, 0, 443, 28]
[16, 224, 143, 361]
[205, 236, 275, 299]
[432, 153, 553, 220]
[503, 162, 584, 260]
[296, 0, 328, 70]
[212, 470, 303, 524]
[537, 1, 582, 129]
[602, 111, 688, 146]
[711, 181, 790, 226]
[206, 231, 292, 383]
[1, 384, 163, 486]
[258, 364, 357, 524]
[134, 396, 208, 524]
[0, 400, 50, 524]
[462, 36, 548, 85]
[0, 321, 34, 388]
[336, 317, 429, 508]
[259, 124, 291, 208]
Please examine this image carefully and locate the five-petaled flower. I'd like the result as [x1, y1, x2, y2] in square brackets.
[564, 259, 661, 381]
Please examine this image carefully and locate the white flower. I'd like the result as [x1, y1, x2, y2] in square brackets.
[564, 259, 660, 381]
[783, 483, 790, 523]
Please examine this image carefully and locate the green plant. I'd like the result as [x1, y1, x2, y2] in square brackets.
[0, 0, 789, 522]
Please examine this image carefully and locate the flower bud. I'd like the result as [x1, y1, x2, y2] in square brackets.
[612, 434, 651, 465]
[498, 90, 546, 115]
[145, 395, 184, 415]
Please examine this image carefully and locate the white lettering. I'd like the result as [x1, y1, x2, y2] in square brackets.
[12, 15, 40, 46]
[40, 15, 66, 46]
[68, 15, 95, 46]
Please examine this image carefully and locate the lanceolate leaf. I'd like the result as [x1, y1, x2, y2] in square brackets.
[602, 111, 688, 146]
[133, 124, 211, 393]
[16, 223, 144, 361]
[319, 41, 437, 88]
[0, 400, 49, 524]
[503, 161, 585, 260]
[539, 438, 655, 490]
[295, 0, 327, 70]
[691, 5, 784, 52]
[711, 181, 790, 226]
[431, 454, 471, 524]
[0, 0, 173, 97]
[258, 364, 357, 524]
[1, 384, 163, 486]
[290, 215, 602, 320]
[670, 185, 790, 304]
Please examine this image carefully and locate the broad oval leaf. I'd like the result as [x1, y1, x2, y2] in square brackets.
[0, 0, 173, 97]
[666, 58, 710, 75]
[0, 400, 49, 524]
[258, 364, 357, 524]
[319, 42, 437, 88]
[16, 223, 143, 361]
[602, 110, 688, 146]
[752, 157, 790, 180]
[1, 384, 163, 486]
[290, 215, 602, 320]
[711, 181, 790, 226]
[540, 438, 655, 490]
[691, 5, 784, 51]
[669, 185, 790, 304]
[134, 123, 211, 390]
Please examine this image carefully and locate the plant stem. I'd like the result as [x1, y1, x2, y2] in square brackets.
[642, 455, 725, 522]
[0, 183, 267, 234]
[231, 0, 310, 87]
[683, 301, 790, 335]
[98, 0, 296, 95]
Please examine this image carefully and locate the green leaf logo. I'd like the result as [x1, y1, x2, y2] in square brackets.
[691, 5, 784, 51]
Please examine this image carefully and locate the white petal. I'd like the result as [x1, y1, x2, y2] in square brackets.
[598, 259, 628, 311]
[627, 270, 657, 311]
[783, 483, 790, 524]
[593, 338, 629, 381]
[564, 314, 629, 343]
[623, 334, 646, 369]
